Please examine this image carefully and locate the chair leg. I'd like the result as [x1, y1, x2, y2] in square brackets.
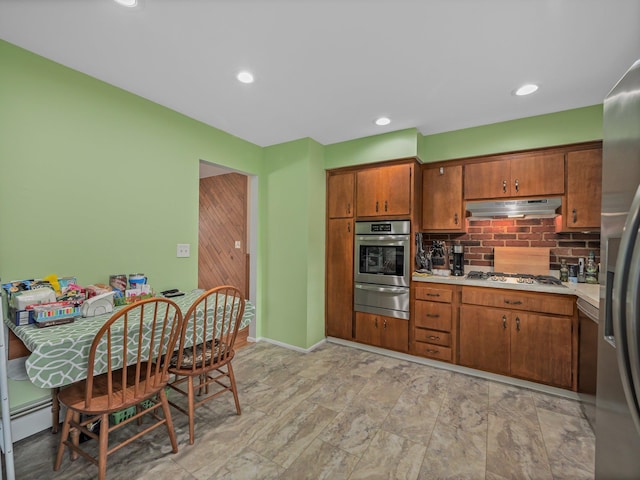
[54, 408, 73, 471]
[187, 376, 196, 445]
[98, 413, 109, 480]
[70, 411, 81, 461]
[227, 362, 241, 415]
[159, 388, 178, 453]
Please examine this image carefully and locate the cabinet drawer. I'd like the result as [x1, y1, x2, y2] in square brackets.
[415, 301, 452, 330]
[415, 286, 453, 303]
[415, 342, 452, 362]
[461, 286, 575, 316]
[415, 328, 451, 347]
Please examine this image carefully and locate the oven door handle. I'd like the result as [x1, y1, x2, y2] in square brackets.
[356, 235, 410, 242]
[355, 284, 408, 294]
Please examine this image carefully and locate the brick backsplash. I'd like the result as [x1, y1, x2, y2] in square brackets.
[419, 218, 600, 272]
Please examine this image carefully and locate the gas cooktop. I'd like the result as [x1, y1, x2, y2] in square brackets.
[466, 271, 565, 287]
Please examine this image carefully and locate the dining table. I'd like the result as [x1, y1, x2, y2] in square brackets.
[3, 289, 256, 431]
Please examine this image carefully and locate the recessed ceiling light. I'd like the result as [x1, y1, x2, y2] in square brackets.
[514, 84, 539, 96]
[375, 117, 391, 126]
[237, 71, 255, 84]
[114, 0, 138, 6]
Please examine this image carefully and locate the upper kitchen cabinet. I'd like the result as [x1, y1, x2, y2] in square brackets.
[422, 164, 465, 232]
[557, 147, 602, 232]
[327, 172, 355, 218]
[464, 152, 565, 200]
[356, 163, 412, 217]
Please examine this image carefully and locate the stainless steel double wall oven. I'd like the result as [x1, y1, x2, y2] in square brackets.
[354, 220, 411, 319]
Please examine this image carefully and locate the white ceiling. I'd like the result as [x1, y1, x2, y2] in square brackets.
[1, 0, 639, 148]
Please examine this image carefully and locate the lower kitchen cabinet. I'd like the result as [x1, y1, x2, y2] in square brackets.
[355, 311, 408, 352]
[459, 287, 576, 389]
[325, 218, 353, 339]
[412, 283, 458, 363]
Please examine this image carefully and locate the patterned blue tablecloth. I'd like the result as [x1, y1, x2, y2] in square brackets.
[4, 290, 255, 389]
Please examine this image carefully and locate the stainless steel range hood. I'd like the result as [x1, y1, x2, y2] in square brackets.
[465, 197, 562, 219]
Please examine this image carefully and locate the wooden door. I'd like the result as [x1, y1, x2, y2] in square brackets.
[463, 159, 510, 199]
[356, 168, 380, 216]
[198, 173, 248, 298]
[381, 163, 412, 216]
[422, 164, 464, 231]
[326, 218, 354, 339]
[328, 172, 355, 219]
[510, 152, 564, 197]
[459, 305, 510, 375]
[355, 311, 381, 345]
[510, 313, 573, 388]
[380, 316, 409, 352]
[565, 148, 602, 230]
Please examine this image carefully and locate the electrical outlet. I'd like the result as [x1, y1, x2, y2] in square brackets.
[235, 240, 241, 249]
[176, 243, 190, 258]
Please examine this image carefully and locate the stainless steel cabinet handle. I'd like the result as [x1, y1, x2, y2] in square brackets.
[384, 200, 388, 212]
[426, 313, 440, 318]
[426, 293, 440, 297]
[374, 317, 378, 328]
[383, 319, 387, 329]
[502, 180, 507, 193]
[427, 335, 440, 340]
[572, 208, 577, 223]
[347, 203, 351, 215]
[347, 222, 351, 233]
[375, 201, 379, 212]
[502, 315, 507, 329]
[515, 178, 519, 193]
[426, 349, 440, 354]
[454, 213, 459, 225]
[504, 299, 523, 305]
[516, 316, 521, 331]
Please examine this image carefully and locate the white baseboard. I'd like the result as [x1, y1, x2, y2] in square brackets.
[249, 336, 326, 353]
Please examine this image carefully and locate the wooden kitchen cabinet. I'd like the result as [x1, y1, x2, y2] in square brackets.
[325, 218, 354, 339]
[412, 283, 458, 363]
[464, 152, 564, 200]
[355, 311, 408, 352]
[557, 147, 602, 232]
[422, 164, 465, 232]
[356, 163, 412, 217]
[328, 172, 355, 219]
[459, 286, 576, 389]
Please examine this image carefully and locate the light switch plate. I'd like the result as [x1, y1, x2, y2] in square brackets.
[177, 243, 190, 258]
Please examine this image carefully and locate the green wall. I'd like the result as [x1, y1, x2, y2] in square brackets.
[419, 105, 603, 162]
[0, 39, 605, 355]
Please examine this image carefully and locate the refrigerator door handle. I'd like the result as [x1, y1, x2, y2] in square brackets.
[614, 183, 640, 435]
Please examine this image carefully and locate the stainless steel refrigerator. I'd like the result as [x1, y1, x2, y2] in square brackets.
[596, 58, 640, 479]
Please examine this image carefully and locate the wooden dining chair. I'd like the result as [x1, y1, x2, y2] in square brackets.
[54, 298, 183, 480]
[167, 286, 245, 444]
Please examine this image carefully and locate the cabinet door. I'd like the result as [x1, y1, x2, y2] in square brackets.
[381, 163, 412, 216]
[326, 219, 354, 339]
[464, 159, 510, 199]
[459, 305, 510, 375]
[510, 152, 565, 197]
[356, 168, 380, 216]
[510, 313, 573, 388]
[422, 165, 464, 231]
[380, 316, 409, 352]
[354, 311, 380, 345]
[328, 172, 355, 218]
[564, 148, 602, 230]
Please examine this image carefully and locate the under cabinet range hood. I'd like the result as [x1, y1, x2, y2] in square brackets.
[465, 197, 562, 219]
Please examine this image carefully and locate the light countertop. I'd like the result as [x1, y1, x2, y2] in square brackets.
[412, 273, 600, 309]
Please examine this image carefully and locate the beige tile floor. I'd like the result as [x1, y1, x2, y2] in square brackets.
[11, 341, 595, 479]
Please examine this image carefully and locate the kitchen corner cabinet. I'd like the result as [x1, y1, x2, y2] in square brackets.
[328, 172, 355, 219]
[422, 164, 465, 232]
[356, 163, 412, 217]
[459, 286, 576, 389]
[412, 283, 458, 363]
[558, 147, 602, 232]
[464, 152, 565, 200]
[326, 219, 354, 340]
[355, 312, 408, 352]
